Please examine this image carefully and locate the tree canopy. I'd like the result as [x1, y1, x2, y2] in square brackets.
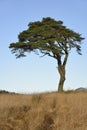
[9, 17, 84, 58]
[9, 17, 84, 91]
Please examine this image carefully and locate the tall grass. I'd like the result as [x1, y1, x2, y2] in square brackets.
[0, 92, 87, 130]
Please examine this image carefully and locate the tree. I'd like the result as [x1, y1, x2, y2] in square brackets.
[9, 17, 84, 92]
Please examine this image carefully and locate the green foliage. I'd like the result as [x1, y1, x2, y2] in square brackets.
[9, 17, 84, 59]
[0, 90, 9, 94]
[9, 17, 84, 91]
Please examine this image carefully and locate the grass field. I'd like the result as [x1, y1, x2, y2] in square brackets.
[0, 91, 87, 130]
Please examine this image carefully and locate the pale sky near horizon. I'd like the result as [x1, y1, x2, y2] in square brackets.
[0, 0, 87, 93]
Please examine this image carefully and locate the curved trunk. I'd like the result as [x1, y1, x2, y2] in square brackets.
[57, 53, 68, 92]
[58, 65, 65, 92]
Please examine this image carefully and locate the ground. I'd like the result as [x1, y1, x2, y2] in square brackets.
[0, 91, 87, 130]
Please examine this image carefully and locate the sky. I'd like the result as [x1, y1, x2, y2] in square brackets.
[0, 0, 87, 93]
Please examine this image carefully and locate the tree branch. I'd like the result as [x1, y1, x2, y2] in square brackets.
[40, 51, 55, 58]
[63, 53, 68, 66]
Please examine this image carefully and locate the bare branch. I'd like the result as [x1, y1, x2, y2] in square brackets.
[63, 53, 68, 66]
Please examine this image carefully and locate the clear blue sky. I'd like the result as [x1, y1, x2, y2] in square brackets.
[0, 0, 87, 93]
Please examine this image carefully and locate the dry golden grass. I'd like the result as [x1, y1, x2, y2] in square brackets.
[0, 91, 87, 130]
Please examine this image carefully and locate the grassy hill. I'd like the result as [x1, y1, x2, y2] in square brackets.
[0, 91, 87, 130]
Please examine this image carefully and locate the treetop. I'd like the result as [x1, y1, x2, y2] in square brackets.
[9, 17, 84, 58]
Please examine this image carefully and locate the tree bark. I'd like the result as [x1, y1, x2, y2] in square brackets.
[57, 53, 68, 92]
[58, 65, 65, 92]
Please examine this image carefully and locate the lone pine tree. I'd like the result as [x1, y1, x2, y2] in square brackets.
[9, 17, 84, 92]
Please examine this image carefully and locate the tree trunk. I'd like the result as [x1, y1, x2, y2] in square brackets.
[57, 53, 68, 92]
[58, 65, 66, 92]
